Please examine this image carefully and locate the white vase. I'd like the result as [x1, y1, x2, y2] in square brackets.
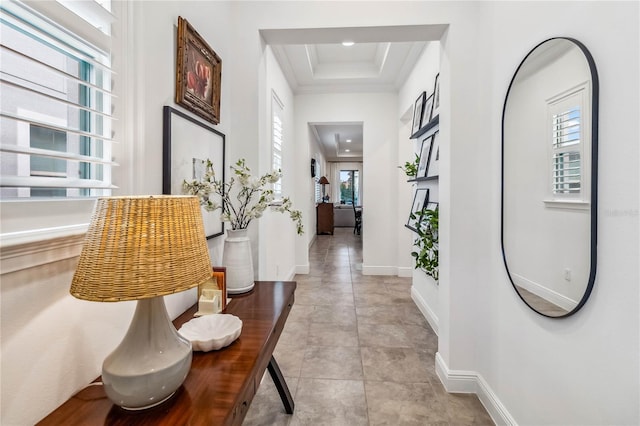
[222, 228, 255, 294]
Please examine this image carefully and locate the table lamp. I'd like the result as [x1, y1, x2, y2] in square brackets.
[318, 176, 329, 202]
[70, 195, 212, 410]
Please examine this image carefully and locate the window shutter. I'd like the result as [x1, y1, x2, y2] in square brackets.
[271, 93, 283, 198]
[0, 0, 116, 198]
[551, 106, 581, 194]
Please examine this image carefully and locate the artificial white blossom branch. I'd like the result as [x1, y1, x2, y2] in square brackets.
[183, 158, 304, 235]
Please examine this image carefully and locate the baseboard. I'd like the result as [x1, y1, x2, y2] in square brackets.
[285, 266, 296, 281]
[410, 286, 439, 335]
[361, 265, 397, 276]
[512, 273, 576, 311]
[295, 264, 310, 274]
[397, 266, 413, 277]
[435, 353, 517, 425]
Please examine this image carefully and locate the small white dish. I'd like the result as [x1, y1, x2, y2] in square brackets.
[178, 314, 242, 352]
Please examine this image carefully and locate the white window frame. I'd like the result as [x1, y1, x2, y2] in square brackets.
[1, 0, 124, 268]
[544, 82, 591, 210]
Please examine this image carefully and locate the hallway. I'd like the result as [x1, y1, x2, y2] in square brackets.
[245, 228, 493, 425]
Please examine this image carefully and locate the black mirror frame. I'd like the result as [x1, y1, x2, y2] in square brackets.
[501, 37, 599, 318]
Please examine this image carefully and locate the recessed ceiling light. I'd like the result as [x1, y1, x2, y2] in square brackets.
[342, 40, 355, 47]
[345, 149, 350, 152]
[346, 139, 352, 143]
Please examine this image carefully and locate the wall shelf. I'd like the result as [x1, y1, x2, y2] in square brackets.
[410, 114, 439, 139]
[407, 176, 439, 183]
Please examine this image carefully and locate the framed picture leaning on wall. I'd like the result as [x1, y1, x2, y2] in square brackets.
[426, 130, 440, 178]
[406, 188, 430, 232]
[417, 135, 432, 178]
[421, 93, 434, 128]
[175, 16, 222, 125]
[432, 73, 441, 118]
[411, 91, 426, 136]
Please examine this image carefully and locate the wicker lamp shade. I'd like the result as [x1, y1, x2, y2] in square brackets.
[318, 176, 329, 185]
[71, 195, 212, 302]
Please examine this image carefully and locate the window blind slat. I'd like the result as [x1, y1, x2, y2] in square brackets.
[1, 78, 115, 120]
[0, 144, 117, 165]
[1, 45, 116, 97]
[1, 113, 114, 142]
[1, 176, 117, 189]
[6, 0, 111, 63]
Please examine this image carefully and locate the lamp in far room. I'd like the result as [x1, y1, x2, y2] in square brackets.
[318, 176, 330, 202]
[70, 195, 212, 410]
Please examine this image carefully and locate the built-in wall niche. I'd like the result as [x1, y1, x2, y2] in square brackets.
[406, 72, 441, 283]
[502, 38, 598, 318]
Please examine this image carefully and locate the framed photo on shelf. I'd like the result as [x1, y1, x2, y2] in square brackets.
[421, 93, 434, 128]
[432, 73, 441, 118]
[417, 135, 432, 178]
[162, 106, 226, 239]
[426, 130, 440, 178]
[411, 91, 426, 135]
[175, 16, 222, 125]
[407, 188, 430, 232]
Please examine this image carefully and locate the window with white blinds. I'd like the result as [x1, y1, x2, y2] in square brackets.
[271, 92, 283, 198]
[552, 106, 581, 194]
[0, 0, 116, 199]
[547, 83, 590, 203]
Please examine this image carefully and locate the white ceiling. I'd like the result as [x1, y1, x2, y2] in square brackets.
[261, 25, 445, 162]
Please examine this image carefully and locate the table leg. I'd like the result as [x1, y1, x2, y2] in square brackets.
[267, 356, 294, 414]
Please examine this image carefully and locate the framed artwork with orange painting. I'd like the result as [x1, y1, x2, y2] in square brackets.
[176, 16, 221, 125]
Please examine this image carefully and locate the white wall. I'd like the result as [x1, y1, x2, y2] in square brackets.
[258, 46, 298, 280]
[295, 92, 398, 275]
[469, 2, 639, 424]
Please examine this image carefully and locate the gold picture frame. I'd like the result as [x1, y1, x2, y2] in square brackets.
[176, 16, 222, 125]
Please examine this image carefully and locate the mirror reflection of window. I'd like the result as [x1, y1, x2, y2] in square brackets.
[547, 82, 590, 203]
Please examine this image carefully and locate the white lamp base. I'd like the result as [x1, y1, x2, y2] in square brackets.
[102, 297, 192, 410]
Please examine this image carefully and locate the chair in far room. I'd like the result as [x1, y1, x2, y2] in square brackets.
[353, 204, 362, 235]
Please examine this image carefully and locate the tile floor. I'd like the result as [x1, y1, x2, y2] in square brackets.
[244, 228, 494, 425]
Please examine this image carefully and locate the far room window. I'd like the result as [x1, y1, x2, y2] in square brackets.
[547, 83, 590, 204]
[339, 170, 359, 205]
[271, 92, 283, 198]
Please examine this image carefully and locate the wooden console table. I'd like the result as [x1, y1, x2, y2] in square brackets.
[38, 281, 296, 426]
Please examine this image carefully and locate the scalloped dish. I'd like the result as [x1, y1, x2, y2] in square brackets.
[178, 314, 242, 352]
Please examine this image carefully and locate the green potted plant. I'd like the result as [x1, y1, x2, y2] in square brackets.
[410, 205, 438, 281]
[398, 153, 420, 178]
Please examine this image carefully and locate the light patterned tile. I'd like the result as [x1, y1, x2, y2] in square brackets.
[300, 346, 363, 380]
[289, 378, 368, 426]
[365, 381, 448, 426]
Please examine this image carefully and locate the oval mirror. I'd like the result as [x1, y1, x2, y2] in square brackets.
[501, 38, 598, 318]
